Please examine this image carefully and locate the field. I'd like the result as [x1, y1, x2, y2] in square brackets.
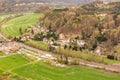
[25, 40, 48, 51]
[1, 13, 44, 37]
[0, 52, 119, 80]
[0, 54, 29, 70]
[0, 70, 3, 76]
[12, 61, 120, 80]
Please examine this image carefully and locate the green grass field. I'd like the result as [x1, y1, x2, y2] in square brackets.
[12, 61, 120, 80]
[0, 52, 119, 80]
[1, 13, 43, 37]
[0, 70, 3, 76]
[0, 54, 29, 70]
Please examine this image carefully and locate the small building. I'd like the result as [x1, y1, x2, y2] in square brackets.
[77, 40, 85, 47]
[98, 13, 107, 17]
[43, 38, 48, 43]
[95, 46, 106, 55]
[59, 33, 66, 40]
[58, 39, 70, 46]
[48, 40, 54, 45]
[21, 37, 27, 41]
[95, 46, 101, 55]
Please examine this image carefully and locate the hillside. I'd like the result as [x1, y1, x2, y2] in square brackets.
[0, 0, 95, 13]
[38, 2, 120, 56]
[1, 0, 120, 13]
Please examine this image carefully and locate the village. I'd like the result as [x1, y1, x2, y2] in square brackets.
[0, 24, 109, 57]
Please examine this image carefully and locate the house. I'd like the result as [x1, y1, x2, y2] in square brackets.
[59, 33, 66, 40]
[95, 46, 106, 55]
[48, 40, 54, 45]
[58, 33, 70, 46]
[103, 1, 109, 5]
[21, 37, 27, 41]
[95, 46, 101, 55]
[99, 13, 107, 17]
[77, 40, 85, 47]
[43, 38, 48, 43]
[58, 39, 70, 46]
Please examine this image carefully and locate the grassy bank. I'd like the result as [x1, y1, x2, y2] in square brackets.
[25, 40, 48, 51]
[54, 48, 120, 64]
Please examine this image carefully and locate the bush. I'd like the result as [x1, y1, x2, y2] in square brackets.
[70, 59, 79, 65]
[49, 46, 55, 51]
[107, 55, 114, 60]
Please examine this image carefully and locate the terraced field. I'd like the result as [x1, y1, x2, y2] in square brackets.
[1, 13, 44, 37]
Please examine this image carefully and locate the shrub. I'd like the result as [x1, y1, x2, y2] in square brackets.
[70, 59, 79, 65]
[107, 55, 114, 60]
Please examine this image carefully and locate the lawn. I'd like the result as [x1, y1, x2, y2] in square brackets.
[25, 40, 48, 51]
[0, 54, 29, 70]
[12, 61, 120, 80]
[1, 13, 44, 37]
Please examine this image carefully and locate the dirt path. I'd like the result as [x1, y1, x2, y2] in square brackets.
[78, 59, 120, 73]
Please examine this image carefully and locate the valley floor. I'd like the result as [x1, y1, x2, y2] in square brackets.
[0, 13, 120, 80]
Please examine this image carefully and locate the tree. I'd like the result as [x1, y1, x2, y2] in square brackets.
[81, 26, 94, 39]
[115, 15, 120, 27]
